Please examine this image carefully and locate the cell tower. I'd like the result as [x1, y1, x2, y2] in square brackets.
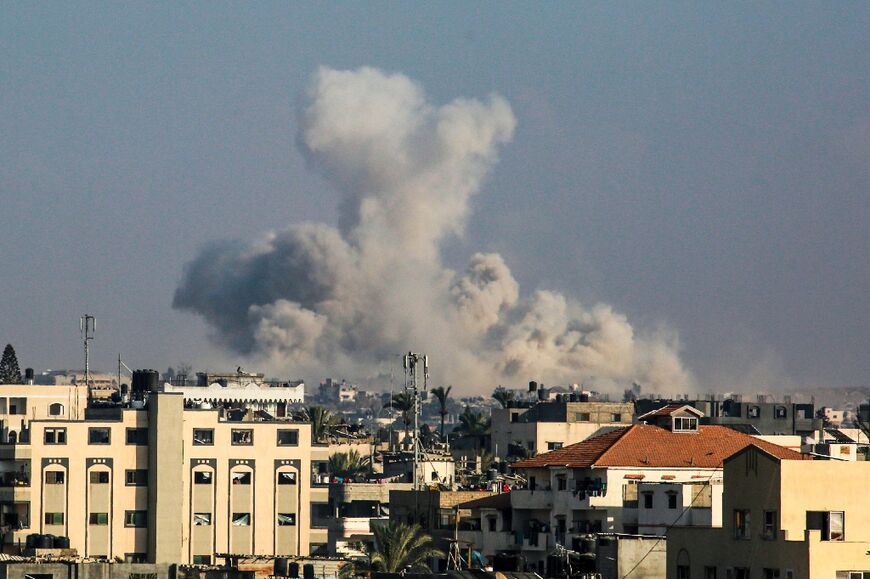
[80, 315, 95, 399]
[402, 352, 428, 490]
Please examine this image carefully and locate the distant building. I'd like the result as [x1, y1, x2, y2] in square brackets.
[636, 397, 823, 437]
[668, 444, 870, 578]
[161, 370, 304, 414]
[490, 397, 633, 459]
[326, 480, 412, 556]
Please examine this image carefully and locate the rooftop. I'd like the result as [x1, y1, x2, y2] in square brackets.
[512, 423, 807, 469]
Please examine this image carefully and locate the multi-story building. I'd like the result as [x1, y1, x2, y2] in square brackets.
[636, 397, 823, 437]
[473, 404, 803, 577]
[0, 389, 329, 564]
[490, 397, 634, 459]
[326, 481, 412, 556]
[667, 443, 870, 578]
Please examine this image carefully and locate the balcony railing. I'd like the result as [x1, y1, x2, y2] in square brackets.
[0, 474, 30, 487]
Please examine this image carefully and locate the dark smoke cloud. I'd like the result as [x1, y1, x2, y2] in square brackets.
[174, 66, 692, 392]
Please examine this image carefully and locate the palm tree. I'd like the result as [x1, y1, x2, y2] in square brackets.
[329, 450, 371, 481]
[430, 385, 452, 439]
[385, 391, 414, 443]
[307, 406, 341, 442]
[492, 386, 514, 409]
[340, 521, 444, 578]
[454, 406, 491, 451]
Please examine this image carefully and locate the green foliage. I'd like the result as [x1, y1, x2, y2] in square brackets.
[0, 344, 22, 384]
[307, 406, 342, 442]
[492, 386, 514, 409]
[385, 391, 414, 435]
[328, 450, 371, 481]
[430, 385, 452, 438]
[339, 521, 444, 578]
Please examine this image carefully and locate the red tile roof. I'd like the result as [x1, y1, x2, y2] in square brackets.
[512, 424, 806, 470]
[637, 403, 703, 421]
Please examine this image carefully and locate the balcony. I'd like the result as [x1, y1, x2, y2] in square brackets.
[511, 489, 553, 510]
[518, 531, 549, 552]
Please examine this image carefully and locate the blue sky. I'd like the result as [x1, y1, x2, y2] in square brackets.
[1, 3, 868, 390]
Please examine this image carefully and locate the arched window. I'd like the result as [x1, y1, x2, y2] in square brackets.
[49, 403, 64, 417]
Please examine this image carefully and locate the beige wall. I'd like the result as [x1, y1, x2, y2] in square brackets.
[16, 393, 323, 564]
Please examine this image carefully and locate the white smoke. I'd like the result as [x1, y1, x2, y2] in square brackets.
[173, 66, 692, 392]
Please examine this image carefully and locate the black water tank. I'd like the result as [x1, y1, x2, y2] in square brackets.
[303, 563, 315, 579]
[37, 534, 54, 548]
[528, 381, 538, 392]
[288, 563, 299, 578]
[274, 558, 289, 577]
[53, 536, 70, 549]
[25, 533, 39, 549]
[132, 370, 160, 394]
[239, 572, 255, 579]
[24, 368, 34, 383]
[493, 553, 524, 572]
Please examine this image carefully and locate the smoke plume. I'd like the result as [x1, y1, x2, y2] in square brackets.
[174, 66, 691, 392]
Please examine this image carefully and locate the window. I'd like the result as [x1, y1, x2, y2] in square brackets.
[808, 510, 845, 541]
[763, 510, 777, 540]
[277, 429, 299, 446]
[231, 429, 253, 446]
[488, 516, 497, 532]
[575, 412, 590, 421]
[547, 441, 563, 450]
[124, 510, 147, 527]
[89, 513, 109, 525]
[642, 492, 653, 509]
[89, 471, 109, 484]
[668, 492, 678, 509]
[704, 567, 717, 579]
[45, 471, 65, 484]
[775, 406, 787, 419]
[311, 503, 330, 528]
[556, 475, 567, 491]
[193, 429, 214, 446]
[612, 413, 622, 422]
[124, 553, 147, 564]
[763, 569, 781, 579]
[826, 511, 845, 541]
[677, 566, 690, 579]
[734, 569, 750, 579]
[125, 469, 148, 486]
[231, 512, 250, 526]
[734, 509, 751, 540]
[529, 476, 536, 491]
[194, 471, 212, 484]
[277, 513, 296, 526]
[673, 417, 699, 432]
[44, 428, 67, 445]
[48, 403, 64, 416]
[623, 482, 639, 508]
[193, 513, 212, 526]
[44, 512, 64, 525]
[277, 472, 297, 485]
[192, 555, 211, 565]
[748, 406, 761, 418]
[231, 471, 252, 485]
[88, 428, 111, 445]
[126, 428, 148, 445]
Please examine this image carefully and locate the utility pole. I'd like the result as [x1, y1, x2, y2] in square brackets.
[80, 315, 95, 402]
[403, 352, 428, 490]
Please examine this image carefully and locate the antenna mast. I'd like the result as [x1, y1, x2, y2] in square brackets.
[403, 352, 428, 490]
[80, 315, 95, 401]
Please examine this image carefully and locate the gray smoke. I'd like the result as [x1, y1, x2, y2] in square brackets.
[174, 66, 692, 392]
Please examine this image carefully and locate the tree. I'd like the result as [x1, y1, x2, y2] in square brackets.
[453, 406, 491, 451]
[492, 386, 514, 409]
[385, 391, 414, 443]
[0, 344, 22, 384]
[430, 385, 452, 439]
[340, 521, 444, 578]
[307, 406, 342, 442]
[329, 450, 371, 481]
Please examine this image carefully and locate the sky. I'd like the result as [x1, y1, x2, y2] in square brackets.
[1, 3, 868, 394]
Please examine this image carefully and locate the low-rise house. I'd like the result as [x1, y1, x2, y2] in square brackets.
[473, 404, 802, 577]
[667, 443, 870, 578]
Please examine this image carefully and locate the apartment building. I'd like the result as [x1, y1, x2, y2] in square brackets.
[668, 444, 870, 578]
[490, 398, 634, 459]
[326, 481, 412, 556]
[0, 389, 330, 564]
[478, 405, 804, 576]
